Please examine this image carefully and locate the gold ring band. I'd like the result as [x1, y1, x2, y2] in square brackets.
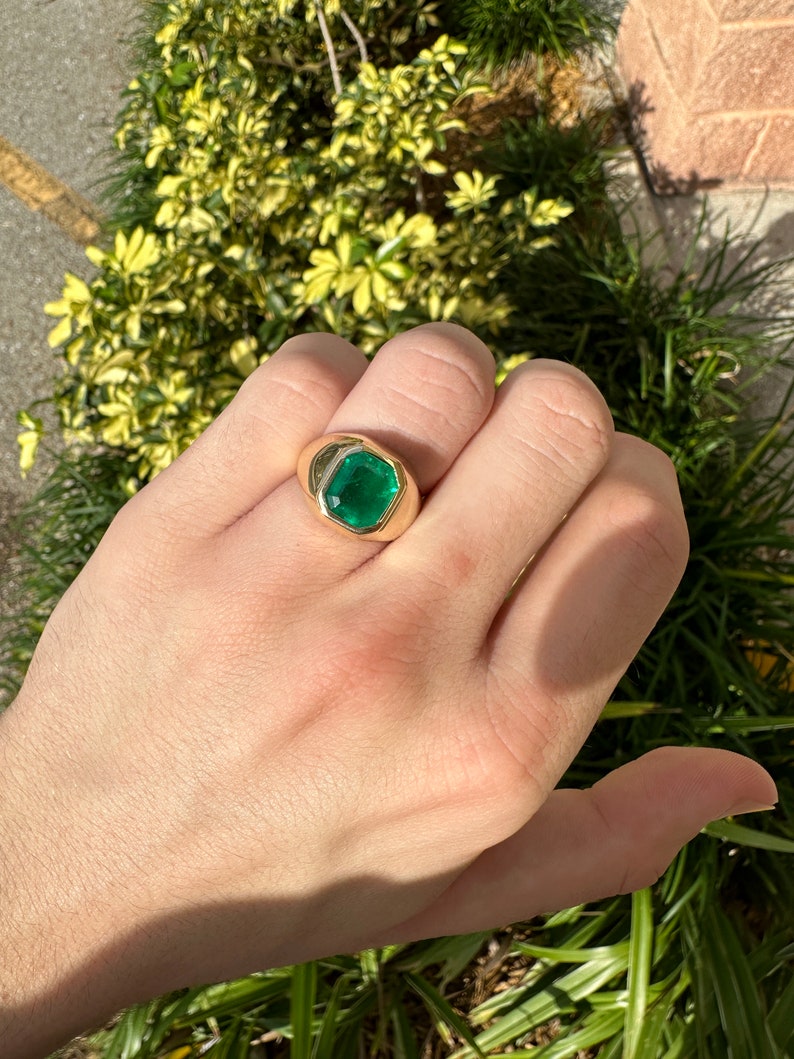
[297, 434, 421, 541]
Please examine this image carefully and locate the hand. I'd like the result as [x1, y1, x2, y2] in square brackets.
[0, 323, 776, 1058]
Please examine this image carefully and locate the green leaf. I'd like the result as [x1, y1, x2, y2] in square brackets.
[402, 932, 490, 988]
[768, 969, 794, 1052]
[405, 971, 485, 1058]
[208, 1018, 253, 1059]
[377, 260, 413, 282]
[599, 701, 671, 720]
[392, 999, 421, 1059]
[700, 903, 780, 1059]
[464, 954, 628, 1055]
[624, 889, 654, 1059]
[290, 961, 318, 1059]
[702, 819, 794, 853]
[631, 997, 679, 1059]
[178, 973, 291, 1025]
[312, 972, 353, 1059]
[514, 941, 630, 964]
[374, 234, 407, 263]
[499, 1008, 625, 1058]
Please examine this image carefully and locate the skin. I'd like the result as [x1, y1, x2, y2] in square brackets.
[0, 323, 777, 1058]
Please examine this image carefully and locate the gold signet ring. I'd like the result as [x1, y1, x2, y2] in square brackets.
[297, 434, 421, 541]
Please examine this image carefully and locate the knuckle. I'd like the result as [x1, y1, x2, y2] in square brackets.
[243, 353, 349, 429]
[508, 363, 614, 476]
[608, 484, 690, 588]
[381, 324, 495, 417]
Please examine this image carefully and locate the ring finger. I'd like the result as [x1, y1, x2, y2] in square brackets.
[234, 322, 497, 571]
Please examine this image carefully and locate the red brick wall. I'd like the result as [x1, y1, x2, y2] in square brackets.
[617, 0, 794, 190]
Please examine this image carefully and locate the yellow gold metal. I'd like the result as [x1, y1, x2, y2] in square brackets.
[297, 433, 421, 541]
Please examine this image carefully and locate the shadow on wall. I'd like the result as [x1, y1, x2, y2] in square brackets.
[620, 79, 724, 196]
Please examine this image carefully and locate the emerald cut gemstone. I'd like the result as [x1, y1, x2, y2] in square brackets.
[322, 449, 400, 530]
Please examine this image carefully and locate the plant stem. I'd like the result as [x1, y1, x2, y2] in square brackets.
[340, 8, 368, 64]
[314, 0, 342, 95]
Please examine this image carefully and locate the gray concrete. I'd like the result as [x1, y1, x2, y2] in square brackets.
[0, 0, 133, 614]
[653, 189, 794, 421]
[0, 0, 135, 196]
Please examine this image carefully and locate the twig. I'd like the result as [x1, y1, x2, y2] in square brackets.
[313, 0, 342, 95]
[340, 7, 369, 64]
[267, 44, 360, 75]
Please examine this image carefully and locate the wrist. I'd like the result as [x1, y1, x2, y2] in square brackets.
[0, 699, 153, 1059]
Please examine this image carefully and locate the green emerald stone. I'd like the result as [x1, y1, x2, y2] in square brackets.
[322, 449, 399, 530]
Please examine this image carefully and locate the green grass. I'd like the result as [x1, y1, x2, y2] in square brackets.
[437, 0, 617, 68]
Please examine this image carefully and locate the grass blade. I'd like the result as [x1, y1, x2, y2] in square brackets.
[498, 1008, 625, 1058]
[768, 970, 794, 1052]
[514, 941, 630, 964]
[392, 997, 422, 1059]
[624, 889, 653, 1059]
[176, 974, 292, 1025]
[312, 972, 353, 1059]
[701, 903, 780, 1059]
[463, 953, 628, 1055]
[702, 820, 794, 853]
[405, 971, 485, 1058]
[290, 961, 318, 1059]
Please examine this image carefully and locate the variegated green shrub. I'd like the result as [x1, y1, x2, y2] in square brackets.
[35, 0, 573, 490]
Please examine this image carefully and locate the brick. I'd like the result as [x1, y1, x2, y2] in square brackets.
[707, 0, 794, 19]
[617, 1, 676, 105]
[694, 25, 794, 111]
[744, 117, 794, 178]
[647, 106, 767, 191]
[642, 0, 720, 104]
[666, 115, 768, 185]
[618, 3, 697, 176]
[618, 0, 794, 185]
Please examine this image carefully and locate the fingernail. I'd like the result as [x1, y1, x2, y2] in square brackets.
[720, 800, 777, 818]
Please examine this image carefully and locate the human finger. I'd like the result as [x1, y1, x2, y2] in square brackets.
[384, 359, 613, 624]
[482, 434, 688, 794]
[233, 322, 496, 570]
[122, 332, 368, 539]
[389, 747, 778, 940]
[323, 321, 496, 495]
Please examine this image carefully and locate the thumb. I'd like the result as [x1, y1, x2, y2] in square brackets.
[394, 747, 777, 941]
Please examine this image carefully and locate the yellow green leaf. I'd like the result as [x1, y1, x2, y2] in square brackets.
[125, 230, 161, 273]
[352, 274, 372, 316]
[63, 272, 91, 302]
[125, 311, 142, 341]
[371, 271, 389, 303]
[16, 411, 43, 478]
[85, 244, 106, 267]
[229, 336, 259, 377]
[47, 316, 73, 348]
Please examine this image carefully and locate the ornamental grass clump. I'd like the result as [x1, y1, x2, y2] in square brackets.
[5, 0, 794, 1056]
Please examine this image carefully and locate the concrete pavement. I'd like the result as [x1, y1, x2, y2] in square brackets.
[0, 0, 132, 612]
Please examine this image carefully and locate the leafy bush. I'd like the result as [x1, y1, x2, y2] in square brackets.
[36, 1, 572, 491]
[5, 0, 794, 1056]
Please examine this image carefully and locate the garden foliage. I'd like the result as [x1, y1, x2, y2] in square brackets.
[5, 0, 794, 1055]
[36, 0, 571, 489]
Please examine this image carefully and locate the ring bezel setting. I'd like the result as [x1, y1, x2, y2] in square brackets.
[298, 434, 421, 541]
